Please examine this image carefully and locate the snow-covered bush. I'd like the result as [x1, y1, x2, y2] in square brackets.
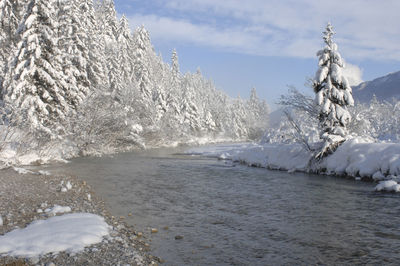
[349, 97, 400, 142]
[68, 89, 145, 156]
[262, 88, 319, 149]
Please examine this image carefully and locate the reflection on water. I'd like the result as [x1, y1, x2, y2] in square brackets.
[41, 148, 400, 265]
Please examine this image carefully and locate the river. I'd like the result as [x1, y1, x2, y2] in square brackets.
[41, 147, 400, 265]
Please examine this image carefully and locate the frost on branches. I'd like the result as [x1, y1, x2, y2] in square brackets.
[4, 0, 71, 136]
[313, 23, 354, 160]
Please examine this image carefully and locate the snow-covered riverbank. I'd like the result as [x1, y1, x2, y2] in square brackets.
[0, 168, 158, 265]
[186, 138, 400, 191]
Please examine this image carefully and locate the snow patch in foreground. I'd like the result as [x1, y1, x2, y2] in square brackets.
[375, 181, 400, 192]
[0, 213, 110, 257]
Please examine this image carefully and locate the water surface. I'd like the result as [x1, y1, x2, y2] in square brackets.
[41, 147, 400, 265]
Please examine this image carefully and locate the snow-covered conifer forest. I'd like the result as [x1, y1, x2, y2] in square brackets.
[0, 0, 269, 162]
[0, 0, 399, 175]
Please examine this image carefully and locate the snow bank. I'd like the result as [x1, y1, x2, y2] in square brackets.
[321, 138, 400, 179]
[187, 142, 312, 172]
[0, 213, 110, 258]
[187, 138, 400, 182]
[375, 180, 400, 192]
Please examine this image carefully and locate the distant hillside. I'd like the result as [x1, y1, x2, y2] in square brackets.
[352, 71, 400, 103]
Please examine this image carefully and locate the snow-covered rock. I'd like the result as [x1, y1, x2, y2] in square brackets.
[375, 180, 400, 192]
[44, 205, 72, 215]
[66, 181, 72, 190]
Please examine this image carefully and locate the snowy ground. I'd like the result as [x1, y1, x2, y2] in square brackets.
[186, 138, 400, 192]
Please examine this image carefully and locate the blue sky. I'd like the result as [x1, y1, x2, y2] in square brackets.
[114, 0, 400, 110]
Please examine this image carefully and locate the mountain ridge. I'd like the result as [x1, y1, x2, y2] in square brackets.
[352, 71, 400, 103]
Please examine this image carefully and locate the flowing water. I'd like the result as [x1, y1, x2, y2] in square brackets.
[41, 147, 400, 265]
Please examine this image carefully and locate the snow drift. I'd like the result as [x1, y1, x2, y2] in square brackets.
[187, 138, 400, 185]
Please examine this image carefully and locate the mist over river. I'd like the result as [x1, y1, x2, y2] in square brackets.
[41, 147, 400, 265]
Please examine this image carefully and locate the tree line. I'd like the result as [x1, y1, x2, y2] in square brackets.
[0, 0, 269, 156]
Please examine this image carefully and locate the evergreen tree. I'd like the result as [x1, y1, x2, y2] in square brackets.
[313, 23, 354, 159]
[171, 49, 179, 82]
[247, 88, 269, 139]
[0, 0, 20, 45]
[180, 74, 201, 134]
[117, 15, 135, 84]
[133, 26, 153, 103]
[57, 0, 90, 107]
[230, 96, 249, 139]
[96, 0, 118, 43]
[80, 0, 107, 90]
[161, 49, 182, 129]
[152, 54, 168, 122]
[0, 0, 20, 92]
[4, 0, 70, 135]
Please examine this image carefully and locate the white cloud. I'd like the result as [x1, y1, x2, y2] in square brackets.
[127, 14, 269, 56]
[342, 62, 363, 86]
[126, 0, 400, 61]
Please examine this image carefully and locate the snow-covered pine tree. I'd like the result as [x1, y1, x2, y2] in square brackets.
[162, 49, 182, 128]
[247, 88, 269, 139]
[313, 23, 354, 159]
[78, 0, 107, 90]
[0, 0, 20, 92]
[96, 0, 118, 44]
[230, 96, 249, 139]
[133, 26, 154, 103]
[180, 74, 202, 134]
[57, 0, 90, 107]
[108, 49, 124, 100]
[152, 54, 169, 122]
[172, 51, 200, 130]
[171, 49, 179, 82]
[117, 15, 135, 84]
[96, 0, 123, 96]
[4, 0, 71, 135]
[0, 0, 21, 41]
